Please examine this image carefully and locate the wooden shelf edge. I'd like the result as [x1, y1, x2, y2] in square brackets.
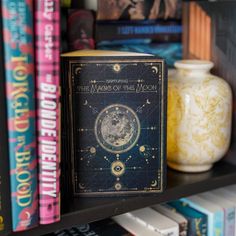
[10, 161, 236, 236]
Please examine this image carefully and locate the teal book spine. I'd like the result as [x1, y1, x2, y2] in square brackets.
[214, 211, 224, 236]
[182, 198, 223, 236]
[1, 0, 38, 231]
[168, 200, 207, 236]
[0, 2, 12, 235]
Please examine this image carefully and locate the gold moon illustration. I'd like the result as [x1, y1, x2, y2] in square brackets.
[151, 180, 158, 187]
[95, 104, 140, 154]
[151, 66, 158, 74]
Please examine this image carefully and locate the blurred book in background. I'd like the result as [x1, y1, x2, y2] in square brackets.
[97, 0, 182, 20]
[61, 0, 97, 10]
[67, 10, 95, 51]
[168, 200, 208, 236]
[182, 196, 223, 236]
[96, 19, 182, 43]
[97, 43, 182, 67]
[96, 0, 183, 67]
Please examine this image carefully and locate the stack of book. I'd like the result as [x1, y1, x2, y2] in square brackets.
[114, 185, 236, 236]
[60, 0, 183, 67]
[0, 0, 169, 234]
[44, 184, 236, 235]
[95, 0, 183, 67]
[1, 1, 235, 236]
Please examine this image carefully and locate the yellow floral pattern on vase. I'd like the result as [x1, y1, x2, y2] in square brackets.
[167, 61, 232, 172]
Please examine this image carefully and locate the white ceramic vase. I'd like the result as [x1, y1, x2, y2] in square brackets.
[167, 60, 232, 172]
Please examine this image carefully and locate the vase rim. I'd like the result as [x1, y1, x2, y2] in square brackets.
[174, 60, 214, 71]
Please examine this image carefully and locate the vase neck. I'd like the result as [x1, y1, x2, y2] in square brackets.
[177, 68, 210, 77]
[174, 60, 214, 78]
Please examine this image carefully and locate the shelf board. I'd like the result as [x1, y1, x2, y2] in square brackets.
[12, 161, 236, 236]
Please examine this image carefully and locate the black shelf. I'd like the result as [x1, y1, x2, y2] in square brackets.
[11, 160, 236, 236]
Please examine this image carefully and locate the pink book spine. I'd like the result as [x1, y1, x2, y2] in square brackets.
[35, 0, 61, 224]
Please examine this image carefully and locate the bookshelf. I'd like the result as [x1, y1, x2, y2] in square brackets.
[11, 158, 236, 236]
[5, 0, 236, 235]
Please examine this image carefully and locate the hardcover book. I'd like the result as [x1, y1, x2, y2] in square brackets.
[153, 204, 188, 236]
[212, 188, 236, 235]
[182, 196, 224, 236]
[35, 0, 61, 225]
[96, 20, 182, 44]
[2, 0, 38, 231]
[113, 213, 163, 236]
[199, 192, 235, 236]
[125, 208, 179, 235]
[168, 200, 207, 236]
[0, 2, 12, 235]
[61, 50, 167, 196]
[67, 10, 95, 51]
[97, 0, 182, 20]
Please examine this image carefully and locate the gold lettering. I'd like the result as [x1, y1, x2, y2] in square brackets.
[13, 65, 27, 81]
[16, 150, 31, 163]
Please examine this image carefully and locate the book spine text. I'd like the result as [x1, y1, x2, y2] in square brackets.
[35, 0, 61, 224]
[2, 0, 38, 231]
[0, 2, 12, 234]
[96, 20, 182, 43]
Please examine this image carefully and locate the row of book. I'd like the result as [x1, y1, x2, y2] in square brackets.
[47, 185, 236, 236]
[0, 0, 61, 234]
[0, 0, 177, 233]
[61, 0, 183, 67]
[0, 0, 171, 234]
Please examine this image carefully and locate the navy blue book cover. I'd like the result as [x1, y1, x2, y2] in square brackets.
[96, 20, 182, 43]
[61, 52, 167, 196]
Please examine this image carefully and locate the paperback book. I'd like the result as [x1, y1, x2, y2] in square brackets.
[2, 0, 38, 231]
[126, 208, 179, 235]
[35, 0, 61, 224]
[61, 50, 167, 196]
[113, 213, 162, 236]
[153, 204, 188, 236]
[182, 196, 224, 236]
[212, 188, 236, 235]
[168, 200, 207, 236]
[199, 192, 235, 236]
